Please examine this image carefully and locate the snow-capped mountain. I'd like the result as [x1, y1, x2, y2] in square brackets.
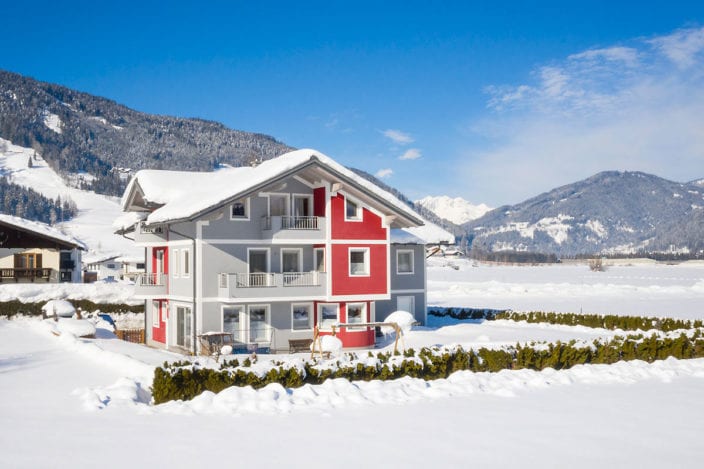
[465, 171, 704, 256]
[415, 195, 492, 225]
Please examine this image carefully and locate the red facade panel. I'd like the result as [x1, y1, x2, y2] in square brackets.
[152, 300, 166, 343]
[330, 244, 387, 296]
[330, 194, 386, 240]
[313, 187, 326, 217]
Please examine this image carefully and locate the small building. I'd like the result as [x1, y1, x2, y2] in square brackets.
[116, 256, 145, 282]
[83, 254, 122, 282]
[0, 214, 85, 283]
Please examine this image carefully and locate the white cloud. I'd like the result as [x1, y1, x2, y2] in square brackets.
[375, 168, 393, 179]
[399, 148, 421, 160]
[465, 26, 704, 206]
[382, 129, 414, 144]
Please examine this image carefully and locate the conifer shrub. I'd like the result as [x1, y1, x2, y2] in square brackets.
[0, 299, 143, 317]
[151, 331, 704, 404]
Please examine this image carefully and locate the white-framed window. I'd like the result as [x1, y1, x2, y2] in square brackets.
[152, 300, 161, 327]
[222, 305, 243, 342]
[314, 248, 325, 273]
[396, 249, 414, 275]
[181, 249, 190, 277]
[248, 304, 270, 342]
[346, 303, 366, 324]
[397, 296, 415, 315]
[317, 303, 339, 330]
[268, 194, 289, 217]
[281, 248, 302, 273]
[291, 303, 313, 331]
[349, 247, 370, 276]
[172, 249, 180, 277]
[345, 196, 362, 221]
[175, 305, 192, 349]
[230, 198, 249, 220]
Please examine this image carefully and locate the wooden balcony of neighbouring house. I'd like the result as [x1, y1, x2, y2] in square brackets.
[134, 272, 168, 297]
[217, 271, 327, 299]
[260, 216, 325, 240]
[0, 268, 57, 283]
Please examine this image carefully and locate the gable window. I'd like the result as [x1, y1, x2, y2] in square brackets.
[345, 197, 362, 221]
[397, 250, 414, 275]
[349, 248, 369, 276]
[231, 198, 249, 219]
[291, 303, 312, 330]
[317, 303, 339, 330]
[347, 303, 366, 324]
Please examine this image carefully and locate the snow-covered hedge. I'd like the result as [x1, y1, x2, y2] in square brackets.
[428, 307, 704, 332]
[152, 330, 704, 404]
[0, 299, 143, 317]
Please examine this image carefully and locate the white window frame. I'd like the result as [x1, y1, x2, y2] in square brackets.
[247, 247, 271, 273]
[267, 193, 290, 217]
[222, 305, 244, 343]
[181, 248, 190, 278]
[346, 302, 366, 324]
[280, 248, 303, 273]
[247, 304, 270, 343]
[317, 303, 340, 331]
[152, 300, 161, 327]
[349, 247, 370, 277]
[172, 249, 180, 278]
[292, 193, 314, 217]
[174, 304, 193, 349]
[230, 197, 250, 220]
[397, 295, 415, 315]
[396, 249, 414, 275]
[344, 195, 363, 222]
[291, 302, 313, 331]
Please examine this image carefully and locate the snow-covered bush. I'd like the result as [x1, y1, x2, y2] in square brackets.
[42, 299, 76, 318]
[381, 310, 416, 334]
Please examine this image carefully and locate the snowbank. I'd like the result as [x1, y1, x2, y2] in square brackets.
[311, 335, 343, 355]
[53, 318, 97, 338]
[382, 310, 416, 334]
[0, 282, 139, 305]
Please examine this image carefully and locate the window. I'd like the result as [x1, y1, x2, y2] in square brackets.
[317, 303, 339, 329]
[106, 263, 116, 269]
[347, 303, 366, 324]
[314, 248, 325, 273]
[349, 248, 369, 276]
[281, 249, 301, 273]
[345, 197, 362, 221]
[176, 306, 192, 349]
[248, 305, 269, 342]
[223, 306, 242, 341]
[14, 253, 41, 269]
[291, 303, 312, 330]
[231, 198, 248, 219]
[152, 301, 161, 327]
[181, 249, 190, 277]
[397, 296, 415, 315]
[137, 263, 145, 270]
[397, 250, 414, 274]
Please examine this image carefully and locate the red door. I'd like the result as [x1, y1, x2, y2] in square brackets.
[152, 300, 166, 343]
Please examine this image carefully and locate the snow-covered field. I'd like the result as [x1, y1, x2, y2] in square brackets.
[2, 261, 704, 468]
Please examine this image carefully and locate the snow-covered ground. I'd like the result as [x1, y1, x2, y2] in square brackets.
[2, 257, 704, 468]
[428, 257, 704, 319]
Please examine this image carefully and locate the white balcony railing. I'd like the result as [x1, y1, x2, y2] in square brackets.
[261, 216, 320, 231]
[235, 272, 276, 288]
[220, 272, 323, 289]
[136, 272, 165, 286]
[282, 271, 320, 287]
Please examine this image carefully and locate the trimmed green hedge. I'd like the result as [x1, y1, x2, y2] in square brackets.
[152, 330, 704, 404]
[428, 307, 703, 332]
[0, 299, 143, 317]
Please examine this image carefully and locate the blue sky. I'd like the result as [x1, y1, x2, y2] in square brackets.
[2, 1, 704, 206]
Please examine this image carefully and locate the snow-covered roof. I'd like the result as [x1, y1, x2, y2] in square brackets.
[121, 149, 423, 227]
[391, 219, 455, 245]
[0, 214, 86, 250]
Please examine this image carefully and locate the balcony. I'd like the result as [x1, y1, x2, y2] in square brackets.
[218, 271, 326, 298]
[134, 272, 167, 296]
[260, 216, 325, 240]
[0, 268, 56, 283]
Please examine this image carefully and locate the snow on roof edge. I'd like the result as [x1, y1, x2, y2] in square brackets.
[0, 214, 86, 249]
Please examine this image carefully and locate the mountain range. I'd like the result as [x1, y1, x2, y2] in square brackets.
[1, 69, 702, 257]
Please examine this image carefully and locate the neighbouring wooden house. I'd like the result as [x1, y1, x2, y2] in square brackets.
[0, 214, 85, 283]
[115, 149, 453, 353]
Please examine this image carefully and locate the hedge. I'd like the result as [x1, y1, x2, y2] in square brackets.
[0, 299, 143, 317]
[428, 307, 703, 332]
[152, 330, 704, 404]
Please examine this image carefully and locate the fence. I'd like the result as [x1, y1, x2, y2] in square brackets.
[116, 328, 145, 344]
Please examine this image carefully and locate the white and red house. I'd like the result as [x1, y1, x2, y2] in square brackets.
[116, 149, 452, 353]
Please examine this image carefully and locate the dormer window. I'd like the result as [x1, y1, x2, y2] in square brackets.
[345, 197, 362, 221]
[231, 198, 249, 219]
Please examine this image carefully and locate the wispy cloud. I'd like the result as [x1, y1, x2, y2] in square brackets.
[382, 129, 414, 144]
[375, 168, 393, 179]
[466, 26, 704, 206]
[399, 148, 422, 160]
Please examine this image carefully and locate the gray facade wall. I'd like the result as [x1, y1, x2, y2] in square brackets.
[376, 292, 426, 325]
[389, 244, 425, 290]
